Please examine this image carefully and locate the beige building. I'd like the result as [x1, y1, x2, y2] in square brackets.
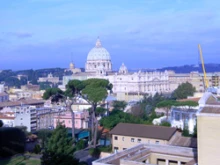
[197, 92, 220, 165]
[38, 73, 59, 84]
[93, 143, 197, 165]
[110, 123, 177, 152]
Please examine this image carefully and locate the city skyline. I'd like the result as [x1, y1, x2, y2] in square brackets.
[0, 0, 220, 70]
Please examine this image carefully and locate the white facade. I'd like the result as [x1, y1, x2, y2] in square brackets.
[85, 38, 112, 73]
[62, 38, 171, 98]
[170, 106, 198, 134]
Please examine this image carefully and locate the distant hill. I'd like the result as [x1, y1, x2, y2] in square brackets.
[157, 63, 220, 73]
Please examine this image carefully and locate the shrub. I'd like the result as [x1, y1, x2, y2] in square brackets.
[89, 148, 100, 158]
[0, 127, 26, 157]
[33, 144, 41, 154]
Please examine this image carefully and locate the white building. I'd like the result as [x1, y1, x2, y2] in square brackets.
[38, 73, 59, 84]
[170, 106, 198, 134]
[61, 38, 171, 101]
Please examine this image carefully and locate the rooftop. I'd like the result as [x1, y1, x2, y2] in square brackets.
[200, 106, 220, 114]
[0, 99, 44, 108]
[93, 143, 197, 165]
[109, 123, 176, 141]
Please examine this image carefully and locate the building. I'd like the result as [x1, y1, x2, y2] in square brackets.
[170, 105, 198, 134]
[65, 61, 82, 74]
[0, 112, 15, 127]
[93, 143, 197, 165]
[38, 73, 59, 84]
[197, 92, 220, 165]
[109, 123, 177, 153]
[21, 84, 40, 91]
[61, 38, 171, 101]
[35, 107, 65, 130]
[53, 110, 89, 129]
[0, 92, 9, 102]
[0, 98, 44, 110]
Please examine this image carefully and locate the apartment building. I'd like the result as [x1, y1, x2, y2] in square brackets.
[110, 123, 177, 152]
[197, 92, 220, 165]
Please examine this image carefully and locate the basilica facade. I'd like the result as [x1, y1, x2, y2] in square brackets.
[61, 38, 173, 100]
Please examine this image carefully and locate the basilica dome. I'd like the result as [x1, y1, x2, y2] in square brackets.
[87, 38, 111, 61]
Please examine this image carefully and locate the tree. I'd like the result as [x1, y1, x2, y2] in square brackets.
[41, 124, 79, 165]
[156, 100, 176, 119]
[37, 129, 53, 149]
[100, 110, 144, 129]
[81, 79, 111, 147]
[112, 101, 127, 111]
[0, 120, 3, 127]
[172, 82, 196, 99]
[95, 107, 107, 117]
[43, 78, 112, 148]
[0, 127, 26, 157]
[43, 88, 64, 101]
[130, 104, 146, 118]
[160, 121, 171, 127]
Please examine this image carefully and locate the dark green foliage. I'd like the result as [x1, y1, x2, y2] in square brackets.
[112, 101, 127, 110]
[15, 126, 30, 136]
[100, 110, 144, 129]
[0, 127, 26, 157]
[157, 100, 198, 108]
[65, 80, 85, 97]
[89, 148, 101, 158]
[37, 129, 53, 149]
[41, 124, 78, 165]
[172, 82, 196, 99]
[182, 126, 190, 137]
[130, 104, 146, 118]
[95, 107, 107, 117]
[0, 68, 66, 88]
[43, 88, 64, 101]
[99, 145, 112, 152]
[75, 139, 86, 151]
[160, 121, 171, 127]
[0, 120, 3, 127]
[193, 122, 197, 138]
[33, 144, 41, 154]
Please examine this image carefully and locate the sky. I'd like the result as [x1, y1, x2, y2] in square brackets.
[0, 0, 220, 70]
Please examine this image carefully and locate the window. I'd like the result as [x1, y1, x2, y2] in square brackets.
[114, 136, 118, 140]
[155, 141, 160, 144]
[137, 139, 141, 143]
[20, 118, 23, 120]
[114, 147, 118, 153]
[131, 138, 134, 142]
[123, 148, 127, 150]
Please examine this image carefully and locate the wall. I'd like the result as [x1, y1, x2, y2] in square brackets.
[112, 134, 168, 152]
[150, 153, 192, 165]
[198, 114, 220, 165]
[14, 113, 31, 132]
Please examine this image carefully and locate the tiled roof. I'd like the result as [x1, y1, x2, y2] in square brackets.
[0, 92, 8, 97]
[201, 106, 220, 114]
[0, 99, 44, 108]
[110, 123, 176, 141]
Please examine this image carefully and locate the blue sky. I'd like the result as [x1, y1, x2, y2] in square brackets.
[0, 0, 219, 70]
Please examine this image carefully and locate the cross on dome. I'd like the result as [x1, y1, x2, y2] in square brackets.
[95, 37, 102, 48]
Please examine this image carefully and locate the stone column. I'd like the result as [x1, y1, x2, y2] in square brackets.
[178, 161, 181, 165]
[166, 159, 169, 165]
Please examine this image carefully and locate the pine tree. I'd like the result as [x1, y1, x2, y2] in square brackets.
[41, 124, 79, 165]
